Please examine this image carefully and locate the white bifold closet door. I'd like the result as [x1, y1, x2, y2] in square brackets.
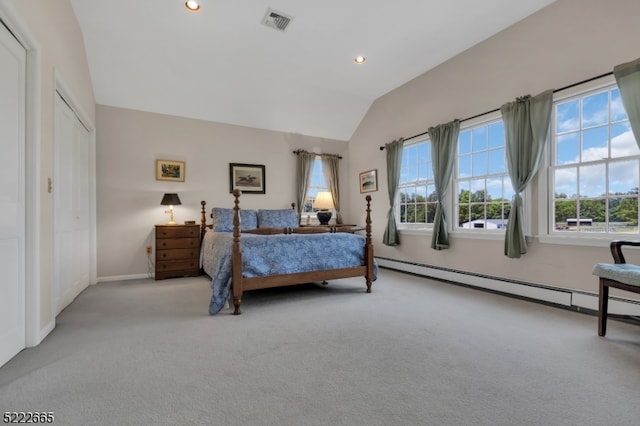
[53, 92, 90, 315]
[0, 21, 26, 367]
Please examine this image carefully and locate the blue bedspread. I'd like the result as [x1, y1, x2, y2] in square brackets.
[201, 230, 377, 314]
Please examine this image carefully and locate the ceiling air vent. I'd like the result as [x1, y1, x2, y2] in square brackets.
[261, 8, 293, 31]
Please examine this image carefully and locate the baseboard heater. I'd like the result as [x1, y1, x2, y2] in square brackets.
[375, 256, 640, 317]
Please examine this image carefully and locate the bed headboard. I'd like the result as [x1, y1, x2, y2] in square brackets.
[200, 190, 296, 240]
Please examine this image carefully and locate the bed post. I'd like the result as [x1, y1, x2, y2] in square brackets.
[200, 200, 207, 241]
[364, 195, 373, 293]
[232, 189, 244, 314]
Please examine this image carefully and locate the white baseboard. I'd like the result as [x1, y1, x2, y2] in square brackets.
[376, 257, 640, 317]
[97, 273, 152, 283]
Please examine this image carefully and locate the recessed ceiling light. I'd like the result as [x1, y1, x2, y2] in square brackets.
[185, 1, 200, 12]
[354, 56, 366, 64]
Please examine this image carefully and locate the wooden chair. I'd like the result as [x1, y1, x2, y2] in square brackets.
[592, 241, 640, 336]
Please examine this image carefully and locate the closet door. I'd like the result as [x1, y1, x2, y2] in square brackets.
[54, 92, 90, 315]
[0, 22, 26, 367]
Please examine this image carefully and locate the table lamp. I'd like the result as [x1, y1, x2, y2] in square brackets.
[313, 191, 334, 225]
[161, 193, 181, 225]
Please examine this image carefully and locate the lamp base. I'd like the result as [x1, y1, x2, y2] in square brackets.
[316, 210, 332, 225]
[165, 209, 176, 225]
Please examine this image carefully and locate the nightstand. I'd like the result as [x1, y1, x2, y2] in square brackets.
[299, 224, 364, 233]
[155, 224, 200, 280]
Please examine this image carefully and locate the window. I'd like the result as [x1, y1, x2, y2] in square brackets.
[303, 158, 328, 214]
[455, 120, 512, 231]
[398, 140, 436, 226]
[551, 84, 640, 234]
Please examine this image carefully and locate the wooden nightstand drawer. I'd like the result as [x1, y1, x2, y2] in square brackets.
[156, 225, 199, 239]
[157, 248, 199, 260]
[156, 238, 199, 250]
[156, 259, 199, 272]
[155, 224, 201, 280]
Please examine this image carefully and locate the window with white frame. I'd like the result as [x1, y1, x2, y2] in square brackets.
[551, 84, 640, 234]
[303, 157, 329, 214]
[455, 119, 512, 231]
[398, 139, 436, 226]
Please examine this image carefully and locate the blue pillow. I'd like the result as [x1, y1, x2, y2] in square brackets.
[257, 209, 299, 228]
[211, 208, 258, 232]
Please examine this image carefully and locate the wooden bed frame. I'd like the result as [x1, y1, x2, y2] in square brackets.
[200, 189, 374, 314]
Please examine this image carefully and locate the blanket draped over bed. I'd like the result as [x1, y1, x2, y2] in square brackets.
[202, 231, 377, 314]
[200, 190, 377, 315]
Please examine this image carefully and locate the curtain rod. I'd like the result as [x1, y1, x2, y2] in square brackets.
[292, 149, 342, 159]
[379, 70, 614, 150]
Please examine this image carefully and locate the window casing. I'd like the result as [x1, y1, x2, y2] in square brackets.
[455, 119, 512, 232]
[395, 119, 513, 235]
[550, 83, 640, 235]
[302, 157, 329, 215]
[398, 140, 436, 228]
[394, 77, 639, 243]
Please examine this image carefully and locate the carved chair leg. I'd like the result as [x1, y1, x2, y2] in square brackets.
[233, 297, 242, 315]
[598, 278, 609, 337]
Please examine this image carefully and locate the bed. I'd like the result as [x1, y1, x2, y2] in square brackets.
[200, 189, 376, 315]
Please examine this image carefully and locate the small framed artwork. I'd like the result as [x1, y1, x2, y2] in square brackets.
[156, 159, 185, 182]
[359, 169, 378, 193]
[229, 163, 265, 194]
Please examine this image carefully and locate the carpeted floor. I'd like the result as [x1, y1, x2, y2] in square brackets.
[1, 269, 639, 425]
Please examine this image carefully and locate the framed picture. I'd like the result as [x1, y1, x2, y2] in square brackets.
[156, 159, 185, 182]
[359, 169, 378, 193]
[229, 163, 265, 194]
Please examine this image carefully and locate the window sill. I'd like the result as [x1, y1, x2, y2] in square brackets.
[302, 214, 336, 227]
[398, 228, 507, 241]
[537, 233, 619, 248]
[449, 230, 506, 241]
[399, 227, 431, 236]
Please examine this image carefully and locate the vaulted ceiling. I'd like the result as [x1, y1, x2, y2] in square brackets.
[70, 0, 556, 141]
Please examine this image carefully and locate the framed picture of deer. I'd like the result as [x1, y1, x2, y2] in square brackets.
[229, 163, 265, 194]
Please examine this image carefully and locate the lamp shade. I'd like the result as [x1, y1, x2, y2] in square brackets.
[313, 192, 333, 210]
[160, 193, 181, 206]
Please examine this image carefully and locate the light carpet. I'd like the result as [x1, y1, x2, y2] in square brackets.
[1, 269, 639, 425]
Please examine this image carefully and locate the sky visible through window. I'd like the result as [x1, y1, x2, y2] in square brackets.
[304, 159, 328, 212]
[552, 85, 639, 233]
[457, 121, 511, 201]
[397, 84, 639, 233]
[399, 141, 435, 224]
[554, 87, 638, 198]
[456, 120, 511, 229]
[308, 159, 325, 198]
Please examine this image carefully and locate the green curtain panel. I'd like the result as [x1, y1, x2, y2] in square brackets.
[500, 90, 553, 258]
[322, 155, 342, 224]
[614, 57, 640, 147]
[428, 120, 460, 250]
[383, 138, 404, 246]
[296, 150, 315, 223]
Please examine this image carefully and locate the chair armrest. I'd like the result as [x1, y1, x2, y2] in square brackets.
[610, 240, 640, 264]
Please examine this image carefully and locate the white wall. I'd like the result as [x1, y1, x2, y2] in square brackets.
[7, 0, 640, 332]
[347, 0, 640, 301]
[96, 106, 349, 280]
[2, 0, 96, 338]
